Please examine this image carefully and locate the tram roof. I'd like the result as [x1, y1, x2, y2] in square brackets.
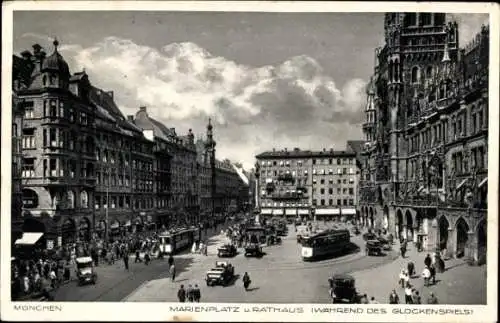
[309, 228, 349, 239]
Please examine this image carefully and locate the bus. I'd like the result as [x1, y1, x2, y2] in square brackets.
[301, 229, 351, 261]
[158, 227, 200, 255]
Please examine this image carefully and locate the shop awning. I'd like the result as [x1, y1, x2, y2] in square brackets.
[272, 209, 284, 215]
[285, 209, 297, 215]
[479, 177, 487, 188]
[261, 208, 272, 215]
[298, 209, 309, 215]
[315, 208, 340, 215]
[341, 208, 357, 215]
[15, 232, 43, 245]
[457, 178, 468, 190]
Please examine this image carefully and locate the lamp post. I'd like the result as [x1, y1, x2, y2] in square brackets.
[254, 161, 260, 225]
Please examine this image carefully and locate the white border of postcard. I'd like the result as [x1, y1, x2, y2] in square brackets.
[1, 1, 499, 322]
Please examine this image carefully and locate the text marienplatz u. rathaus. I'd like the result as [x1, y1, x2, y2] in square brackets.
[11, 40, 251, 246]
[358, 13, 488, 265]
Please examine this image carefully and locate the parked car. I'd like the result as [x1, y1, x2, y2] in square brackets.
[205, 261, 235, 286]
[217, 244, 237, 258]
[244, 243, 263, 257]
[362, 231, 377, 241]
[75, 257, 97, 286]
[365, 240, 383, 256]
[328, 274, 360, 303]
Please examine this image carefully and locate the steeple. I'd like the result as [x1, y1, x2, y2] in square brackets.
[442, 39, 451, 63]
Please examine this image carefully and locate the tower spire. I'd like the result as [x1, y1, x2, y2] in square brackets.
[53, 37, 59, 52]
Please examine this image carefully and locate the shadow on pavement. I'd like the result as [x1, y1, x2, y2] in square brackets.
[246, 287, 260, 292]
[223, 274, 240, 287]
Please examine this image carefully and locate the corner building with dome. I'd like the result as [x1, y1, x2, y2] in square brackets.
[358, 13, 489, 265]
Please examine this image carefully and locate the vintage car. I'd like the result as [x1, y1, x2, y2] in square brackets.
[362, 231, 378, 241]
[217, 244, 237, 258]
[328, 274, 360, 303]
[365, 239, 383, 256]
[205, 261, 235, 286]
[244, 242, 263, 257]
[376, 236, 392, 251]
[75, 257, 97, 286]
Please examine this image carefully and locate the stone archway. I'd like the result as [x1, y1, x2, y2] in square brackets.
[477, 220, 487, 265]
[438, 216, 450, 252]
[405, 210, 414, 242]
[383, 205, 389, 231]
[455, 218, 470, 258]
[78, 217, 91, 242]
[396, 209, 404, 240]
[61, 218, 77, 245]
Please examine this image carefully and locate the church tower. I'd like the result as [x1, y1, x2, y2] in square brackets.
[205, 118, 216, 217]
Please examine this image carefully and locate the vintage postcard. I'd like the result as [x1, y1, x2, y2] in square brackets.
[1, 1, 498, 322]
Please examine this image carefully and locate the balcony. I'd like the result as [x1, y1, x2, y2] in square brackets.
[271, 192, 306, 200]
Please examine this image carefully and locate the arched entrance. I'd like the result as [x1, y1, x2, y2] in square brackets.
[438, 216, 450, 252]
[78, 217, 91, 242]
[61, 218, 76, 245]
[369, 208, 374, 228]
[405, 210, 414, 242]
[455, 218, 469, 258]
[23, 218, 45, 233]
[396, 209, 403, 240]
[383, 205, 389, 231]
[477, 220, 487, 265]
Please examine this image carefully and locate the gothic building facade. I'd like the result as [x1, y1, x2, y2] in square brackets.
[359, 13, 488, 265]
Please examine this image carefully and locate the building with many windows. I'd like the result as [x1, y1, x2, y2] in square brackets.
[255, 144, 360, 219]
[359, 13, 488, 264]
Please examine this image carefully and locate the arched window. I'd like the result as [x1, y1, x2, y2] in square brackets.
[80, 190, 88, 208]
[49, 74, 56, 85]
[426, 66, 433, 79]
[42, 75, 47, 86]
[68, 190, 75, 208]
[411, 66, 419, 83]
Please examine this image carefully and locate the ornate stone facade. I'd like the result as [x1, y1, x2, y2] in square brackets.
[359, 13, 488, 265]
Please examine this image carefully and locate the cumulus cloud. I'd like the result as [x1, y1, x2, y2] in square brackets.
[59, 37, 366, 169]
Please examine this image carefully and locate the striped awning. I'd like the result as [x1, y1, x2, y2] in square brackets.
[315, 208, 340, 215]
[261, 208, 273, 215]
[341, 208, 357, 215]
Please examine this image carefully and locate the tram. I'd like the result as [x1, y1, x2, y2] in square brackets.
[301, 229, 351, 261]
[158, 227, 200, 255]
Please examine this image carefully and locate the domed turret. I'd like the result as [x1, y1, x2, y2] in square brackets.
[42, 38, 70, 78]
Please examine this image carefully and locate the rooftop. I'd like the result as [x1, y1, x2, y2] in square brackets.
[255, 148, 356, 159]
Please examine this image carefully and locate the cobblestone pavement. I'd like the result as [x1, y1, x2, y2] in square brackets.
[53, 225, 227, 302]
[124, 224, 399, 303]
[351, 243, 487, 304]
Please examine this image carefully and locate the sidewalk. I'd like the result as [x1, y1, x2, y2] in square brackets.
[351, 244, 487, 304]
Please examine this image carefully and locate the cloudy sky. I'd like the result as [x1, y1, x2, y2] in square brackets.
[13, 11, 488, 170]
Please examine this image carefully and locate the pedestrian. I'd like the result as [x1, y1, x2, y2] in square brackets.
[429, 263, 437, 285]
[424, 253, 432, 269]
[123, 253, 129, 271]
[422, 266, 431, 286]
[242, 272, 251, 291]
[369, 296, 379, 304]
[400, 240, 407, 258]
[412, 290, 422, 304]
[144, 250, 151, 266]
[170, 264, 176, 282]
[168, 254, 174, 267]
[187, 284, 194, 302]
[135, 250, 142, 263]
[427, 292, 438, 304]
[407, 261, 415, 277]
[389, 289, 400, 304]
[359, 294, 369, 304]
[177, 285, 186, 303]
[404, 283, 413, 304]
[193, 284, 201, 302]
[399, 269, 409, 288]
